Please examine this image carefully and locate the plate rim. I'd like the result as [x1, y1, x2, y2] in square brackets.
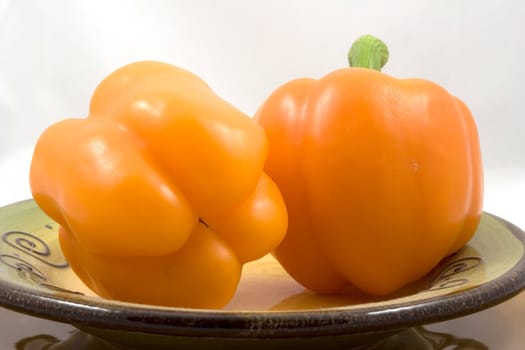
[0, 202, 524, 338]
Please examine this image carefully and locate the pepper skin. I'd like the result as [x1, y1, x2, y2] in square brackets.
[30, 61, 288, 308]
[255, 35, 483, 296]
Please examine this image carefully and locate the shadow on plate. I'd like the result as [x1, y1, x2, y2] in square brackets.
[14, 327, 488, 350]
[368, 327, 489, 349]
[14, 332, 119, 350]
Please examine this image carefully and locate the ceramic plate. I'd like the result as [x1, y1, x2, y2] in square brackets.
[0, 200, 524, 349]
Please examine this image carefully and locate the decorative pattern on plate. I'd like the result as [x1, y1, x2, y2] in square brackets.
[0, 202, 81, 295]
[0, 229, 68, 282]
[427, 256, 483, 291]
[2, 230, 68, 267]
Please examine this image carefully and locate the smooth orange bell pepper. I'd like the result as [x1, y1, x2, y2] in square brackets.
[30, 61, 287, 308]
[255, 35, 483, 295]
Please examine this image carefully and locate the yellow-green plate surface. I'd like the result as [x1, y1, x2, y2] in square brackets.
[0, 200, 524, 349]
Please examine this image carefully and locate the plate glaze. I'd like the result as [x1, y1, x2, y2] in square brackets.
[0, 200, 524, 349]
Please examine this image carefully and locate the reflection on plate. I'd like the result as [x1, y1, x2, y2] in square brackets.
[0, 200, 524, 349]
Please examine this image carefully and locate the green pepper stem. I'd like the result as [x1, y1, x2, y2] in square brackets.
[347, 34, 389, 71]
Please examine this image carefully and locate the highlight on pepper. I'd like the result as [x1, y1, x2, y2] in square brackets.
[29, 61, 288, 309]
[255, 34, 483, 296]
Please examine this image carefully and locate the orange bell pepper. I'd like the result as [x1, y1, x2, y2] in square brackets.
[30, 61, 288, 308]
[255, 35, 483, 295]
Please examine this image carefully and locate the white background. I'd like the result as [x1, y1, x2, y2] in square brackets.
[0, 0, 524, 227]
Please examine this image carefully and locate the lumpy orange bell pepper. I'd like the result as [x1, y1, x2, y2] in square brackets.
[255, 35, 483, 295]
[30, 61, 287, 308]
